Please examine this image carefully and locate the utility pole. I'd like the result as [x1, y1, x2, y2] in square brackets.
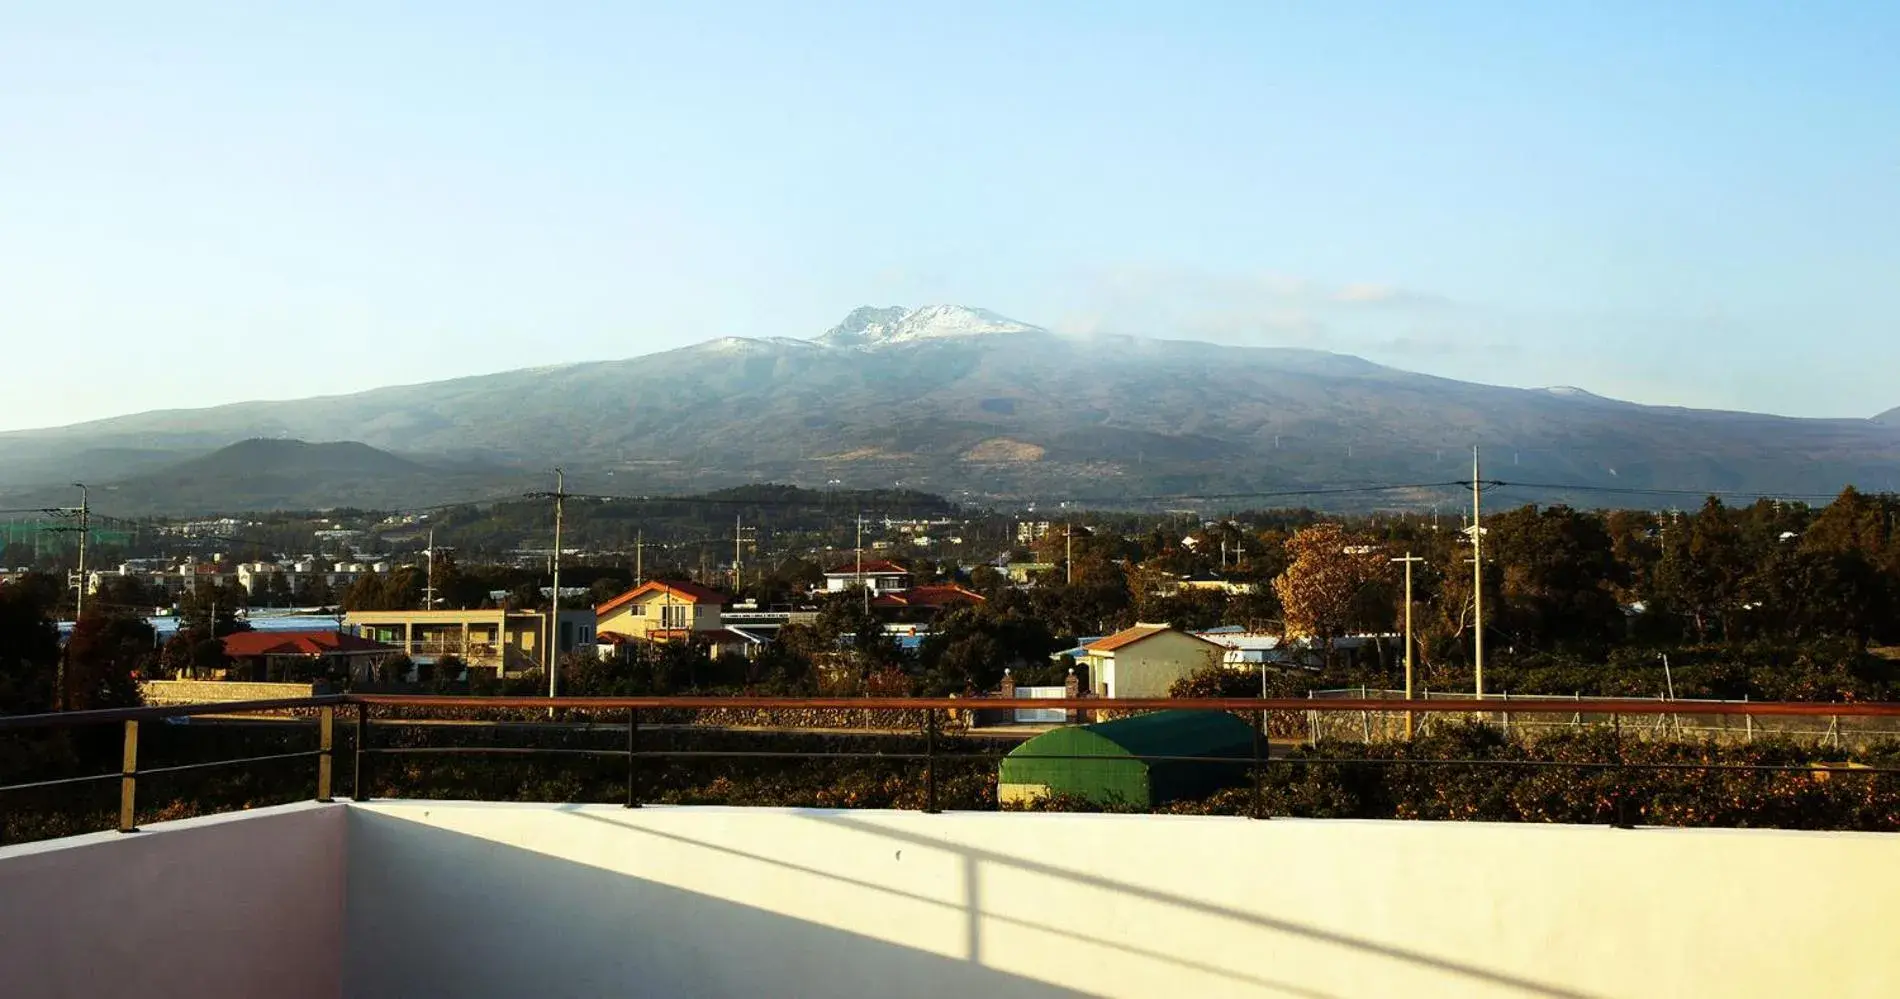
[734, 514, 743, 591]
[856, 515, 868, 613]
[73, 483, 88, 621]
[525, 469, 568, 698]
[1392, 553, 1426, 738]
[423, 526, 435, 609]
[1065, 523, 1074, 585]
[1471, 446, 1485, 700]
[635, 530, 644, 585]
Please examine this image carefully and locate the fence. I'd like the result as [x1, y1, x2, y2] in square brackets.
[1303, 688, 1900, 747]
[9, 694, 1900, 836]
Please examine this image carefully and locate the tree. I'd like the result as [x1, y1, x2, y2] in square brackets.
[916, 605, 1059, 695]
[0, 581, 60, 714]
[1653, 500, 1748, 642]
[816, 591, 905, 676]
[342, 569, 423, 612]
[178, 581, 249, 638]
[1272, 524, 1388, 662]
[1489, 505, 1625, 653]
[61, 609, 153, 711]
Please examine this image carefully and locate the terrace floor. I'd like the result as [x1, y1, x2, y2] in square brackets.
[3, 799, 1898, 998]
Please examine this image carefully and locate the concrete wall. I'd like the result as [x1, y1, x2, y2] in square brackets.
[0, 802, 344, 999]
[344, 802, 1900, 999]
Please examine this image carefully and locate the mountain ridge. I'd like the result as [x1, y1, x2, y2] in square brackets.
[3, 305, 1898, 512]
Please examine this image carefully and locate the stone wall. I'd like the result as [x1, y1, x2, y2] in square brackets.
[139, 679, 318, 706]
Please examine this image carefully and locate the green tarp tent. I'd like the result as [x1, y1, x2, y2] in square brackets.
[998, 710, 1255, 808]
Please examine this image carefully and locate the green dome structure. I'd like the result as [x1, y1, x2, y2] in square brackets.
[998, 709, 1255, 809]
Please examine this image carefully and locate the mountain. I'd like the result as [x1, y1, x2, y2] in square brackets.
[1875, 407, 1900, 428]
[4, 305, 1900, 513]
[0, 439, 518, 515]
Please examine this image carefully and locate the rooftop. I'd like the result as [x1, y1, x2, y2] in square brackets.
[5, 694, 1899, 997]
[597, 578, 731, 614]
[825, 559, 910, 576]
[221, 630, 396, 658]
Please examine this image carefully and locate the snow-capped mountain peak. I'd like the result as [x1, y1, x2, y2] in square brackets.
[818, 305, 1046, 347]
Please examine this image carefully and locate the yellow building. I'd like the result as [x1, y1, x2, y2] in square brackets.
[595, 580, 729, 643]
[1081, 624, 1225, 699]
[345, 608, 596, 676]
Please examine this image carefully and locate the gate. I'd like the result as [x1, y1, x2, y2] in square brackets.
[1016, 686, 1068, 724]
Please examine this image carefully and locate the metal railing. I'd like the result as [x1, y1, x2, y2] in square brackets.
[8, 694, 1900, 834]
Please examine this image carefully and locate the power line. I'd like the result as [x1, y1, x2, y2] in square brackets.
[1488, 480, 1853, 502]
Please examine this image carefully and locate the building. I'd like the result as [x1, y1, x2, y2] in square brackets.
[220, 630, 397, 683]
[870, 584, 986, 622]
[344, 608, 595, 676]
[1015, 520, 1054, 544]
[998, 710, 1253, 807]
[1079, 624, 1225, 699]
[595, 579, 729, 643]
[1158, 572, 1259, 596]
[821, 559, 911, 595]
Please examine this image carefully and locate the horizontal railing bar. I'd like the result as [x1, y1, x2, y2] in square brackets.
[7, 695, 1900, 731]
[363, 747, 628, 758]
[349, 694, 1900, 718]
[0, 696, 345, 732]
[135, 750, 323, 778]
[0, 772, 123, 793]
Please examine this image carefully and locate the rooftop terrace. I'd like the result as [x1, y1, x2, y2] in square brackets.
[4, 695, 1899, 997]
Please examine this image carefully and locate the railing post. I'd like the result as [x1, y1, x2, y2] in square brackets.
[1251, 709, 1267, 820]
[316, 705, 334, 802]
[1611, 713, 1631, 829]
[354, 701, 370, 801]
[923, 708, 940, 814]
[625, 708, 642, 809]
[118, 719, 139, 834]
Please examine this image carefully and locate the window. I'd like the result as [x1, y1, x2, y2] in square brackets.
[661, 604, 691, 629]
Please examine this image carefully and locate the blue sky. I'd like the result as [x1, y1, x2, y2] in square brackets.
[3, 2, 1896, 431]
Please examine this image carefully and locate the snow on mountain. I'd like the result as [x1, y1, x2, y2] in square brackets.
[691, 336, 822, 355]
[817, 305, 1046, 348]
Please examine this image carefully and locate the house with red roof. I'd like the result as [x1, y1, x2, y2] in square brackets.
[220, 629, 398, 683]
[870, 584, 986, 623]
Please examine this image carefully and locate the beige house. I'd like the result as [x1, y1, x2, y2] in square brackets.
[345, 608, 595, 676]
[595, 580, 729, 643]
[1081, 624, 1225, 699]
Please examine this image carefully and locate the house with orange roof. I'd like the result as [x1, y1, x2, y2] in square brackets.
[1079, 624, 1225, 699]
[595, 579, 730, 644]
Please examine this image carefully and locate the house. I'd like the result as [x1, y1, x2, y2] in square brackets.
[821, 559, 911, 595]
[1079, 624, 1226, 699]
[220, 629, 397, 683]
[1162, 572, 1260, 597]
[1000, 561, 1058, 585]
[870, 584, 986, 621]
[595, 579, 729, 644]
[344, 608, 596, 677]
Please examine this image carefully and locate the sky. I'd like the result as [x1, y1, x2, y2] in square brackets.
[3, 2, 1897, 431]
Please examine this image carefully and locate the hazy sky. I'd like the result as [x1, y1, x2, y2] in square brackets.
[4, 2, 1897, 431]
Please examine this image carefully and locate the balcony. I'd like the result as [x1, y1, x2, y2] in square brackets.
[4, 696, 1900, 997]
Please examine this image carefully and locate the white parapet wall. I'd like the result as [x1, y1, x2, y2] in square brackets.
[344, 802, 1900, 999]
[0, 801, 345, 999]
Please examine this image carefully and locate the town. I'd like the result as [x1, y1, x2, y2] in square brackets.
[7, 4, 1900, 995]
